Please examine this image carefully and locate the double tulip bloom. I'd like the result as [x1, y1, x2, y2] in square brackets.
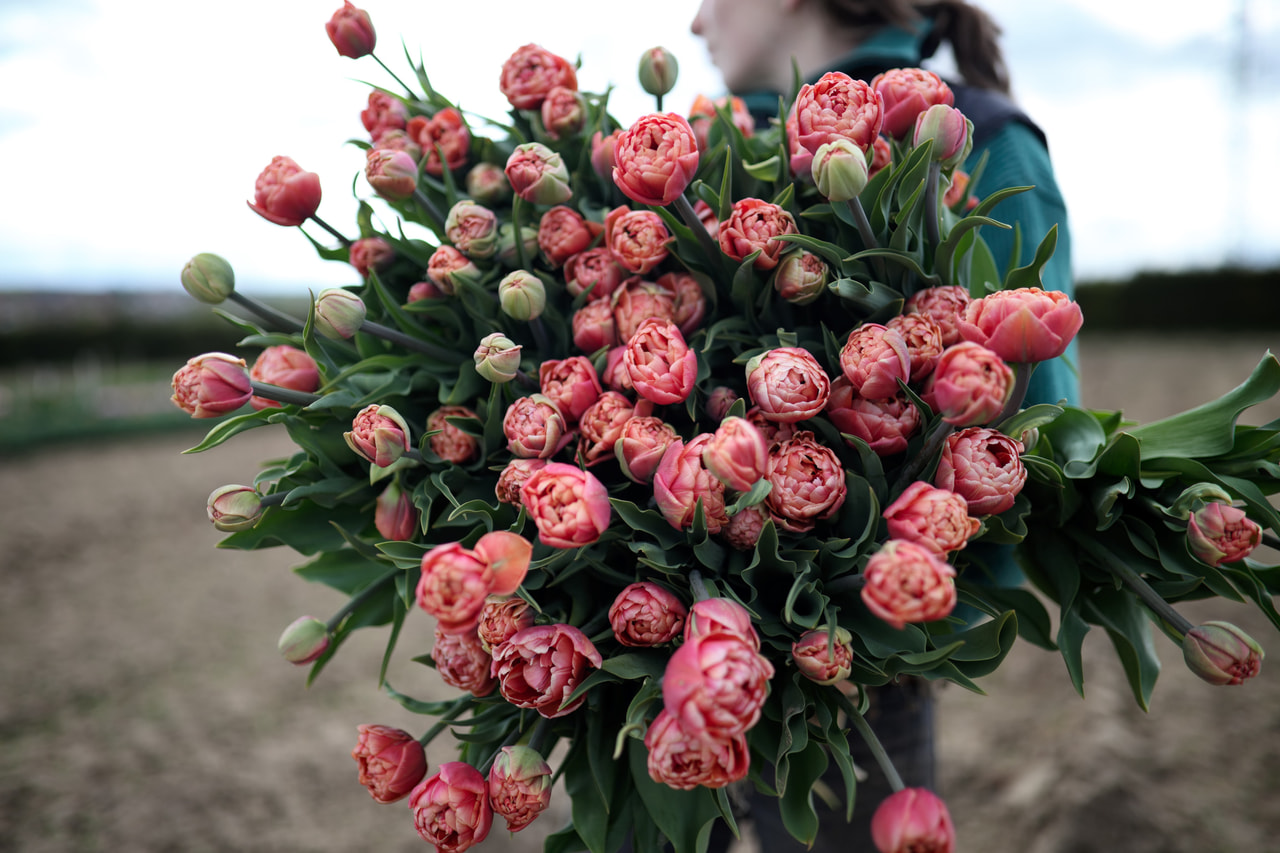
[171, 353, 251, 418]
[247, 155, 322, 227]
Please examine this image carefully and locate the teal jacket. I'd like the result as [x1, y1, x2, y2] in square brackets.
[739, 24, 1081, 408]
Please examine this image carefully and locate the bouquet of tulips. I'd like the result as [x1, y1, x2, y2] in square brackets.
[173, 4, 1280, 852]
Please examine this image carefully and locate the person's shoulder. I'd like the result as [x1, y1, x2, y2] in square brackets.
[950, 83, 1047, 150]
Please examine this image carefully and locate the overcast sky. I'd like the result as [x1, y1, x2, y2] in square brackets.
[1, 0, 1276, 295]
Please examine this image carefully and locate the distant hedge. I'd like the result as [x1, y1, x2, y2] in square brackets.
[1, 266, 1276, 367]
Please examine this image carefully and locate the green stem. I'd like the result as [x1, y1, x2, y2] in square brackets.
[1263, 532, 1280, 551]
[511, 195, 530, 271]
[260, 492, 289, 508]
[249, 381, 321, 408]
[412, 188, 447, 233]
[993, 362, 1033, 428]
[689, 569, 710, 602]
[839, 691, 905, 792]
[417, 696, 475, 748]
[1067, 530, 1194, 637]
[673, 194, 722, 270]
[372, 53, 416, 99]
[529, 316, 551, 355]
[361, 319, 465, 362]
[326, 567, 399, 633]
[228, 291, 304, 332]
[526, 717, 554, 756]
[924, 160, 942, 251]
[823, 574, 866, 597]
[845, 198, 879, 251]
[308, 215, 351, 247]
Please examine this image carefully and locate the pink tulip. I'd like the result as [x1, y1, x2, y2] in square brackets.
[488, 746, 553, 831]
[590, 129, 623, 180]
[772, 250, 830, 305]
[870, 134, 893, 177]
[687, 93, 754, 152]
[247, 155, 322, 227]
[653, 434, 730, 534]
[840, 323, 912, 401]
[505, 142, 573, 205]
[958, 287, 1084, 363]
[883, 481, 981, 555]
[886, 312, 945, 383]
[861, 540, 958, 630]
[702, 416, 768, 492]
[541, 85, 586, 140]
[520, 462, 612, 548]
[906, 285, 971, 346]
[408, 762, 493, 853]
[745, 346, 832, 423]
[913, 104, 972, 168]
[207, 484, 264, 532]
[351, 724, 426, 804]
[705, 386, 740, 422]
[721, 505, 768, 552]
[791, 628, 854, 685]
[170, 352, 251, 418]
[616, 416, 680, 483]
[407, 107, 471, 177]
[276, 615, 329, 664]
[717, 197, 797, 271]
[609, 582, 688, 647]
[499, 44, 578, 111]
[445, 200, 499, 260]
[427, 245, 482, 294]
[662, 629, 774, 739]
[922, 341, 1013, 427]
[426, 405, 481, 464]
[1182, 621, 1265, 686]
[491, 624, 603, 717]
[605, 206, 672, 275]
[1187, 502, 1262, 567]
[416, 543, 492, 635]
[495, 458, 546, 506]
[564, 246, 627, 302]
[503, 394, 570, 460]
[348, 236, 394, 278]
[871, 788, 956, 853]
[683, 598, 761, 649]
[344, 404, 411, 468]
[934, 427, 1027, 516]
[656, 270, 708, 337]
[431, 626, 497, 697]
[612, 276, 677, 342]
[248, 345, 319, 411]
[744, 405, 799, 447]
[644, 708, 750, 790]
[464, 161, 510, 205]
[764, 431, 848, 533]
[472, 530, 533, 597]
[539, 356, 603, 424]
[476, 595, 535, 652]
[374, 480, 418, 541]
[624, 318, 698, 406]
[603, 346, 635, 394]
[325, 1, 375, 59]
[826, 379, 922, 457]
[871, 67, 955, 140]
[792, 72, 884, 155]
[537, 205, 598, 268]
[365, 147, 417, 200]
[360, 90, 407, 141]
[572, 300, 619, 354]
[372, 128, 421, 161]
[612, 112, 701, 206]
[407, 281, 445, 303]
[577, 391, 636, 466]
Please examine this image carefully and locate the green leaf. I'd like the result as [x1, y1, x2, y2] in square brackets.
[1003, 224, 1058, 291]
[1084, 588, 1162, 710]
[627, 739, 723, 853]
[293, 549, 390, 595]
[603, 653, 668, 681]
[777, 740, 828, 848]
[182, 408, 276, 453]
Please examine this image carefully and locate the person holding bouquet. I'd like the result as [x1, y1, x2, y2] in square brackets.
[688, 1, 1078, 849]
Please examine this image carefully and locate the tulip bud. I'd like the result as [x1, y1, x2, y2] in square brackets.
[314, 288, 367, 339]
[474, 333, 523, 383]
[375, 480, 419, 541]
[181, 253, 235, 304]
[277, 616, 331, 665]
[207, 484, 264, 532]
[638, 47, 679, 97]
[345, 404, 412, 467]
[772, 250, 830, 305]
[504, 142, 573, 205]
[170, 352, 252, 418]
[1183, 621, 1264, 685]
[488, 745, 554, 832]
[1187, 502, 1262, 567]
[871, 788, 956, 853]
[913, 104, 972, 169]
[465, 162, 511, 206]
[811, 138, 870, 202]
[499, 271, 546, 321]
[497, 223, 540, 268]
[365, 148, 418, 200]
[325, 1, 376, 59]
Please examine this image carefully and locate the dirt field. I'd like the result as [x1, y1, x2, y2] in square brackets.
[3, 333, 1278, 852]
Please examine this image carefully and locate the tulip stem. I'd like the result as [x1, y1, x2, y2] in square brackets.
[417, 696, 476, 748]
[673, 194, 722, 270]
[511, 196, 530, 271]
[1263, 533, 1280, 551]
[372, 53, 417, 99]
[1066, 530, 1193, 638]
[228, 291, 305, 332]
[689, 569, 710, 602]
[838, 691, 906, 793]
[361, 319, 465, 363]
[326, 567, 400, 633]
[526, 717, 554, 756]
[249, 381, 322, 408]
[530, 317, 551, 355]
[924, 161, 942, 252]
[823, 574, 867, 597]
[993, 362, 1033, 428]
[412, 189, 447, 233]
[845, 198, 879, 251]
[308, 215, 352, 247]
[260, 491, 289, 509]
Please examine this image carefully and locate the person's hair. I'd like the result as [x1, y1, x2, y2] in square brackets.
[819, 0, 1011, 94]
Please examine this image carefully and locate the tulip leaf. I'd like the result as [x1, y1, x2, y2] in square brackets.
[602, 653, 668, 682]
[1002, 224, 1057, 292]
[777, 740, 828, 848]
[743, 155, 782, 182]
[1083, 587, 1161, 711]
[628, 740, 723, 853]
[183, 408, 277, 454]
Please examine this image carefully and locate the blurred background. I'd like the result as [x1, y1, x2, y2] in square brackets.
[2, 1, 1280, 851]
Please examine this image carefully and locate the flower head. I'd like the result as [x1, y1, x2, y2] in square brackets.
[247, 156, 321, 226]
[325, 1, 375, 59]
[351, 724, 426, 805]
[171, 352, 251, 418]
[612, 112, 700, 206]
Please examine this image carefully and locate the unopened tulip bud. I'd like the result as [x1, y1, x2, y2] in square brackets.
[497, 223, 540, 268]
[465, 162, 511, 206]
[499, 271, 546, 321]
[871, 788, 956, 853]
[207, 484, 264, 531]
[170, 352, 252, 418]
[638, 47, 679, 97]
[811, 138, 870, 202]
[474, 333, 523, 383]
[345, 404, 412, 467]
[913, 104, 972, 169]
[278, 616, 331, 665]
[772, 250, 830, 305]
[488, 745, 553, 832]
[315, 288, 367, 339]
[181, 253, 235, 304]
[705, 386, 739, 421]
[365, 148, 418, 200]
[1183, 621, 1264, 686]
[1187, 502, 1262, 567]
[325, 1, 376, 59]
[504, 142, 573, 205]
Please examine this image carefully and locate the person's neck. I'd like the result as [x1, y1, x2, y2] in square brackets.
[766, 21, 875, 93]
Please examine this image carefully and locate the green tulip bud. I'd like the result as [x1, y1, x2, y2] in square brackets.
[474, 333, 523, 383]
[1183, 621, 1264, 685]
[206, 484, 265, 531]
[638, 47, 679, 98]
[498, 271, 546, 321]
[277, 616, 331, 665]
[181, 253, 236, 304]
[811, 139, 870, 203]
[315, 288, 367, 340]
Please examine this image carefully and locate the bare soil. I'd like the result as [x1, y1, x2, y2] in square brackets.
[2, 333, 1278, 853]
